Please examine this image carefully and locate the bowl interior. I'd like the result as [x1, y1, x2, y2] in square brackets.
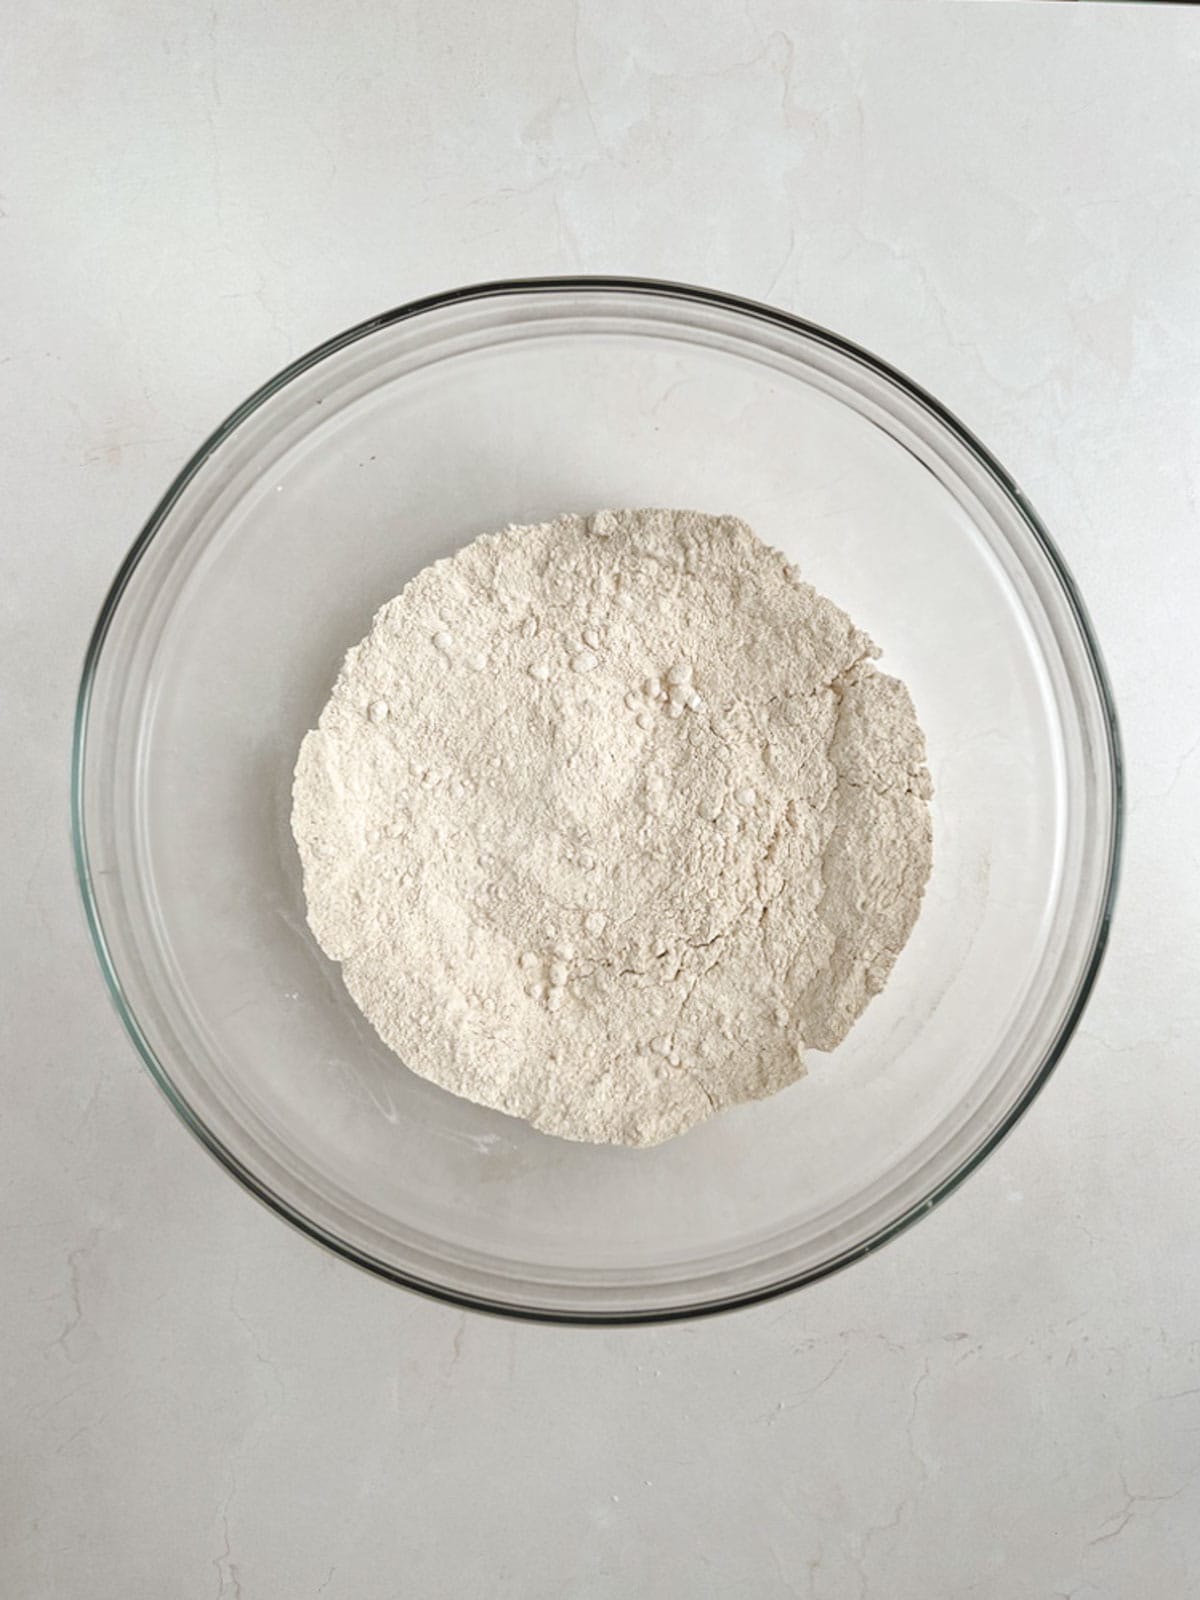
[77, 284, 1117, 1318]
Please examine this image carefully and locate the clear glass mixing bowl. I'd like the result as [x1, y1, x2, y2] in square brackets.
[73, 278, 1121, 1322]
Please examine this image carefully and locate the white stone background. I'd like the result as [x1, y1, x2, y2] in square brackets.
[2, 2, 1199, 1595]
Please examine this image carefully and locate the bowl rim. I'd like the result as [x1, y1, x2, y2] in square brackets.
[71, 273, 1124, 1325]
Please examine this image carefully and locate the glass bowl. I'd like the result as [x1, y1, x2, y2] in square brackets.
[73, 277, 1121, 1323]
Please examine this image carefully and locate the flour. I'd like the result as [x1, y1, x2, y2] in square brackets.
[292, 509, 932, 1146]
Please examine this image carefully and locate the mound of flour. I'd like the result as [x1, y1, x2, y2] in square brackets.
[292, 509, 932, 1146]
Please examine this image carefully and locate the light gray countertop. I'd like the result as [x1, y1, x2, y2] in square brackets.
[3, 2, 1198, 1595]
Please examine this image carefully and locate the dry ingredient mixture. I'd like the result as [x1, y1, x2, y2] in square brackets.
[292, 509, 932, 1146]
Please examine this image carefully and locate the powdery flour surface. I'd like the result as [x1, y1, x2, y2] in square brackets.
[292, 510, 933, 1146]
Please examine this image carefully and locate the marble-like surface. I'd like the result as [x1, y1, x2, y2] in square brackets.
[3, 2, 1199, 1595]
